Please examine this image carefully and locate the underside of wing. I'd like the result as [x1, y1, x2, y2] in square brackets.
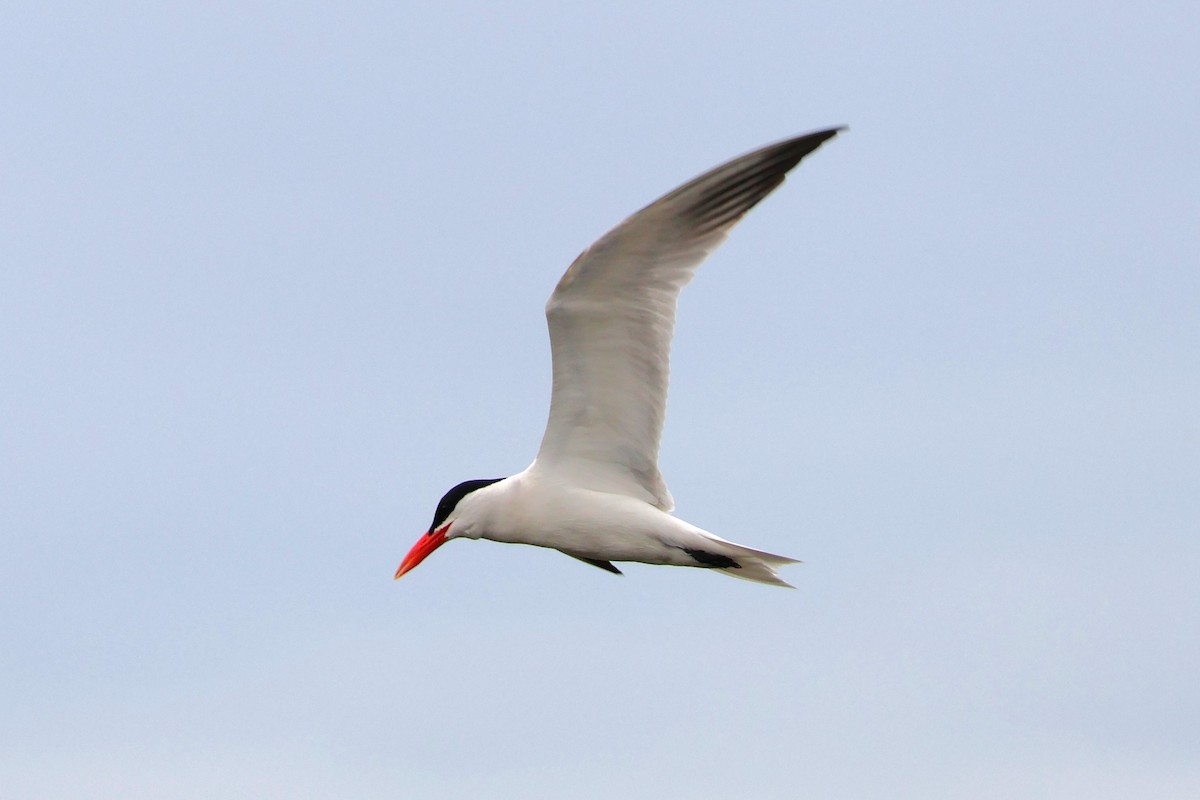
[533, 128, 843, 509]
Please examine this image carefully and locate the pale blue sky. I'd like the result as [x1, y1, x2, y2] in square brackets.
[2, 3, 1198, 798]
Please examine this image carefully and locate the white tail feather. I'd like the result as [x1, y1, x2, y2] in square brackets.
[699, 533, 800, 588]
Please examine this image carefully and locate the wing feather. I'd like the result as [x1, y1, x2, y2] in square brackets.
[531, 129, 842, 508]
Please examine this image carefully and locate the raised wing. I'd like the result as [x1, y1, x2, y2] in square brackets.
[532, 128, 842, 509]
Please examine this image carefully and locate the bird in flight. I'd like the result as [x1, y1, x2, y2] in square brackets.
[398, 127, 842, 587]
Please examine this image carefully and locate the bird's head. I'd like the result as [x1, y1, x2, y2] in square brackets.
[394, 477, 504, 579]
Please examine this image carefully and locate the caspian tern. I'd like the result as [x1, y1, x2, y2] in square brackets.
[398, 128, 842, 587]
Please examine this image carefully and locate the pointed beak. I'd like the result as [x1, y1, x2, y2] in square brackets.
[395, 525, 449, 579]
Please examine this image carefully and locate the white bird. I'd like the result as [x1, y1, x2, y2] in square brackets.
[397, 128, 842, 587]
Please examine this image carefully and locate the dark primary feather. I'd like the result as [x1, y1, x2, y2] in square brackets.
[667, 128, 843, 235]
[560, 552, 624, 575]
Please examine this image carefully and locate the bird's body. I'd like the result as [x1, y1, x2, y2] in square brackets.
[438, 470, 799, 586]
[398, 128, 842, 587]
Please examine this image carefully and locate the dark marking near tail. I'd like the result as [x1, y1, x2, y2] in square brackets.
[561, 552, 624, 575]
[682, 548, 742, 569]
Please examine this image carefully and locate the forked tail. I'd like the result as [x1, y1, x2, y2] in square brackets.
[695, 533, 800, 588]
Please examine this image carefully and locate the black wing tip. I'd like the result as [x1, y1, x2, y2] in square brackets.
[786, 125, 848, 145]
[766, 125, 847, 169]
[684, 126, 844, 232]
[562, 553, 625, 575]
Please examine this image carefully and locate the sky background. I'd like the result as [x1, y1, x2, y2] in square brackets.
[2, 3, 1198, 798]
